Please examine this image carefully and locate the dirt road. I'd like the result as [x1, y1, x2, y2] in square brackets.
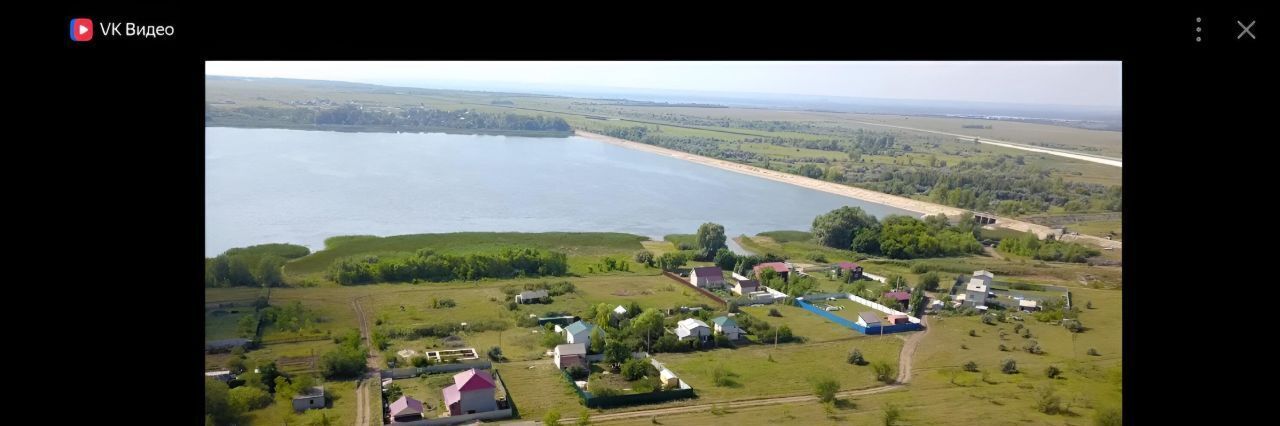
[352, 296, 380, 426]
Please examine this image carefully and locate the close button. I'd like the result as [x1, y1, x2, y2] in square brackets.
[1237, 19, 1256, 40]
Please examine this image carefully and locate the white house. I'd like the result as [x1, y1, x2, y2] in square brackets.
[731, 279, 760, 296]
[689, 266, 726, 289]
[973, 270, 994, 286]
[291, 386, 325, 412]
[675, 318, 711, 342]
[965, 278, 989, 307]
[711, 316, 743, 340]
[856, 312, 882, 328]
[563, 321, 603, 348]
[554, 343, 587, 370]
[515, 289, 548, 304]
[613, 305, 628, 317]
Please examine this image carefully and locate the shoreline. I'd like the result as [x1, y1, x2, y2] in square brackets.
[575, 130, 1120, 249]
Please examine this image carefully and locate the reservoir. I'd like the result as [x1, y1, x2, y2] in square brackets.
[206, 127, 918, 256]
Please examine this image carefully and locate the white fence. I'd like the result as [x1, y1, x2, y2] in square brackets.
[844, 293, 921, 324]
[862, 272, 888, 283]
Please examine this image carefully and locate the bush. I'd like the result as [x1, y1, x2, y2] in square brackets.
[634, 250, 655, 266]
[847, 349, 866, 365]
[227, 386, 272, 412]
[1001, 358, 1018, 374]
[411, 356, 430, 368]
[588, 377, 621, 397]
[1064, 319, 1084, 333]
[768, 308, 782, 317]
[963, 361, 978, 372]
[506, 301, 519, 311]
[1036, 385, 1062, 414]
[872, 361, 894, 384]
[919, 272, 941, 291]
[1088, 348, 1100, 356]
[544, 409, 561, 426]
[384, 383, 403, 402]
[1094, 406, 1122, 426]
[1086, 300, 1094, 309]
[1024, 340, 1043, 354]
[813, 378, 839, 403]
[969, 329, 977, 337]
[910, 263, 930, 274]
[622, 358, 651, 381]
[566, 365, 589, 380]
[712, 365, 736, 387]
[320, 346, 367, 379]
[487, 346, 507, 362]
[998, 344, 1008, 351]
[883, 403, 902, 426]
[1045, 365, 1061, 378]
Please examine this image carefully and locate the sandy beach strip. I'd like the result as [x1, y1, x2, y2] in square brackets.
[575, 130, 1123, 249]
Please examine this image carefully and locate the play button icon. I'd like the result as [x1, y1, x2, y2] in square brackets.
[70, 18, 93, 42]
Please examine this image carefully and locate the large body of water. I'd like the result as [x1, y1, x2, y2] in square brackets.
[205, 128, 919, 256]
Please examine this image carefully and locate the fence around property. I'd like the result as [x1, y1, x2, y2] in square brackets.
[559, 356, 696, 409]
[389, 369, 514, 425]
[380, 360, 494, 379]
[794, 297, 923, 335]
[662, 271, 727, 306]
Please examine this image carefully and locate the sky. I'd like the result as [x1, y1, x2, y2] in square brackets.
[205, 61, 1122, 108]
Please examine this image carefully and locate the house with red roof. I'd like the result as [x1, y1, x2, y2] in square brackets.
[882, 291, 911, 309]
[836, 262, 863, 279]
[442, 369, 498, 416]
[753, 262, 790, 282]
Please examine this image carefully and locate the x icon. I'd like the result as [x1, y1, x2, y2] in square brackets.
[1237, 20, 1256, 39]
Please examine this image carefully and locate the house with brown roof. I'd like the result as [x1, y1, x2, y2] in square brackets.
[554, 343, 587, 370]
[836, 262, 863, 279]
[689, 266, 726, 289]
[442, 369, 498, 416]
[731, 279, 760, 296]
[882, 291, 911, 309]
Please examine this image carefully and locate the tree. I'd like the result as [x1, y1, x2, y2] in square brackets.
[696, 223, 728, 259]
[604, 340, 631, 369]
[1001, 358, 1018, 374]
[656, 252, 687, 272]
[253, 256, 285, 287]
[622, 358, 650, 381]
[812, 206, 879, 249]
[920, 272, 941, 291]
[634, 250, 655, 266]
[544, 408, 562, 426]
[206, 377, 240, 425]
[847, 348, 866, 365]
[852, 226, 882, 254]
[963, 361, 979, 372]
[813, 378, 839, 403]
[320, 346, 366, 379]
[541, 326, 566, 349]
[713, 248, 737, 270]
[577, 408, 592, 426]
[384, 383, 403, 402]
[631, 309, 665, 351]
[589, 328, 607, 354]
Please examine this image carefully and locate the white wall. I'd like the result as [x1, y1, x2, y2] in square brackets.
[845, 293, 922, 324]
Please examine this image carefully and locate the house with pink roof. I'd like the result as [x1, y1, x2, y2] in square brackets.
[442, 369, 498, 416]
[388, 396, 424, 423]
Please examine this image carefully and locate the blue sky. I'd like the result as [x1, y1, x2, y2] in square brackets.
[206, 61, 1121, 108]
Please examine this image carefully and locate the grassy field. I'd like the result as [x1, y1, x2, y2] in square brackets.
[206, 307, 253, 340]
[740, 304, 859, 344]
[1066, 220, 1123, 240]
[241, 380, 357, 426]
[658, 337, 904, 401]
[840, 113, 1123, 157]
[500, 361, 585, 419]
[284, 232, 650, 283]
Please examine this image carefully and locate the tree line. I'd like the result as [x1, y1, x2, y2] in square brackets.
[213, 104, 571, 132]
[996, 232, 1100, 263]
[206, 244, 311, 288]
[811, 207, 983, 259]
[326, 247, 569, 285]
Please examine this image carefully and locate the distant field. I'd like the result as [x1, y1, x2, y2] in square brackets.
[205, 308, 253, 340]
[284, 232, 649, 282]
[840, 113, 1123, 158]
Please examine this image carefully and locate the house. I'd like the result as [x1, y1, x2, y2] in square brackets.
[205, 370, 234, 382]
[747, 290, 775, 304]
[731, 279, 760, 296]
[613, 305, 628, 317]
[689, 266, 726, 289]
[965, 278, 989, 307]
[554, 343, 587, 370]
[856, 311, 882, 328]
[563, 321, 604, 349]
[291, 386, 325, 412]
[675, 318, 711, 342]
[882, 291, 911, 308]
[836, 262, 863, 279]
[442, 369, 498, 416]
[389, 396, 425, 423]
[753, 262, 790, 282]
[515, 290, 548, 304]
[659, 368, 680, 389]
[1018, 299, 1040, 312]
[886, 314, 910, 325]
[711, 316, 743, 340]
[972, 270, 994, 287]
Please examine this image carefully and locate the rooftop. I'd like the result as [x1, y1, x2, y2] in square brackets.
[858, 312, 881, 324]
[754, 262, 790, 273]
[691, 266, 725, 279]
[555, 343, 587, 356]
[389, 396, 424, 417]
[966, 278, 988, 292]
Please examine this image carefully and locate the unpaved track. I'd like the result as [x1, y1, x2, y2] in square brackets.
[352, 296, 379, 426]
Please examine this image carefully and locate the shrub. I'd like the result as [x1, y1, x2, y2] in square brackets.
[1094, 407, 1122, 426]
[506, 301, 518, 311]
[1024, 340, 1043, 354]
[384, 383, 403, 401]
[411, 356, 430, 368]
[883, 403, 902, 426]
[544, 409, 561, 426]
[712, 365, 736, 387]
[487, 346, 507, 362]
[1088, 348, 1100, 356]
[813, 378, 839, 403]
[1064, 319, 1084, 333]
[999, 344, 1008, 351]
[969, 329, 977, 337]
[1036, 385, 1062, 414]
[1001, 358, 1018, 374]
[960, 343, 968, 350]
[588, 378, 620, 397]
[566, 366, 589, 380]
[1086, 300, 1094, 309]
[1045, 365, 1061, 378]
[872, 361, 894, 384]
[963, 361, 978, 372]
[920, 272, 941, 291]
[622, 358, 650, 381]
[768, 308, 782, 317]
[847, 348, 866, 365]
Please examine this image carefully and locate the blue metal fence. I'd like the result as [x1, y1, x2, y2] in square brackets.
[794, 299, 922, 335]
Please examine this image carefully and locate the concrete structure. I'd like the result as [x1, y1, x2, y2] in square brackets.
[731, 279, 760, 296]
[442, 369, 498, 416]
[747, 290, 775, 304]
[659, 368, 680, 390]
[689, 266, 726, 289]
[291, 386, 325, 412]
[973, 212, 998, 225]
[204, 370, 234, 382]
[753, 262, 790, 282]
[554, 343, 587, 370]
[965, 275, 990, 307]
[711, 316, 743, 340]
[886, 314, 909, 325]
[389, 396, 425, 423]
[563, 321, 603, 348]
[674, 318, 711, 342]
[515, 290, 548, 304]
[1018, 299, 1040, 312]
[855, 311, 881, 328]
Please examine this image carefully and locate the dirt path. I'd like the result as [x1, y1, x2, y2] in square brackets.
[895, 316, 930, 384]
[352, 296, 380, 426]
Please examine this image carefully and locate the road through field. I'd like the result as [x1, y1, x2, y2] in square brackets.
[353, 296, 379, 426]
[844, 120, 1123, 167]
